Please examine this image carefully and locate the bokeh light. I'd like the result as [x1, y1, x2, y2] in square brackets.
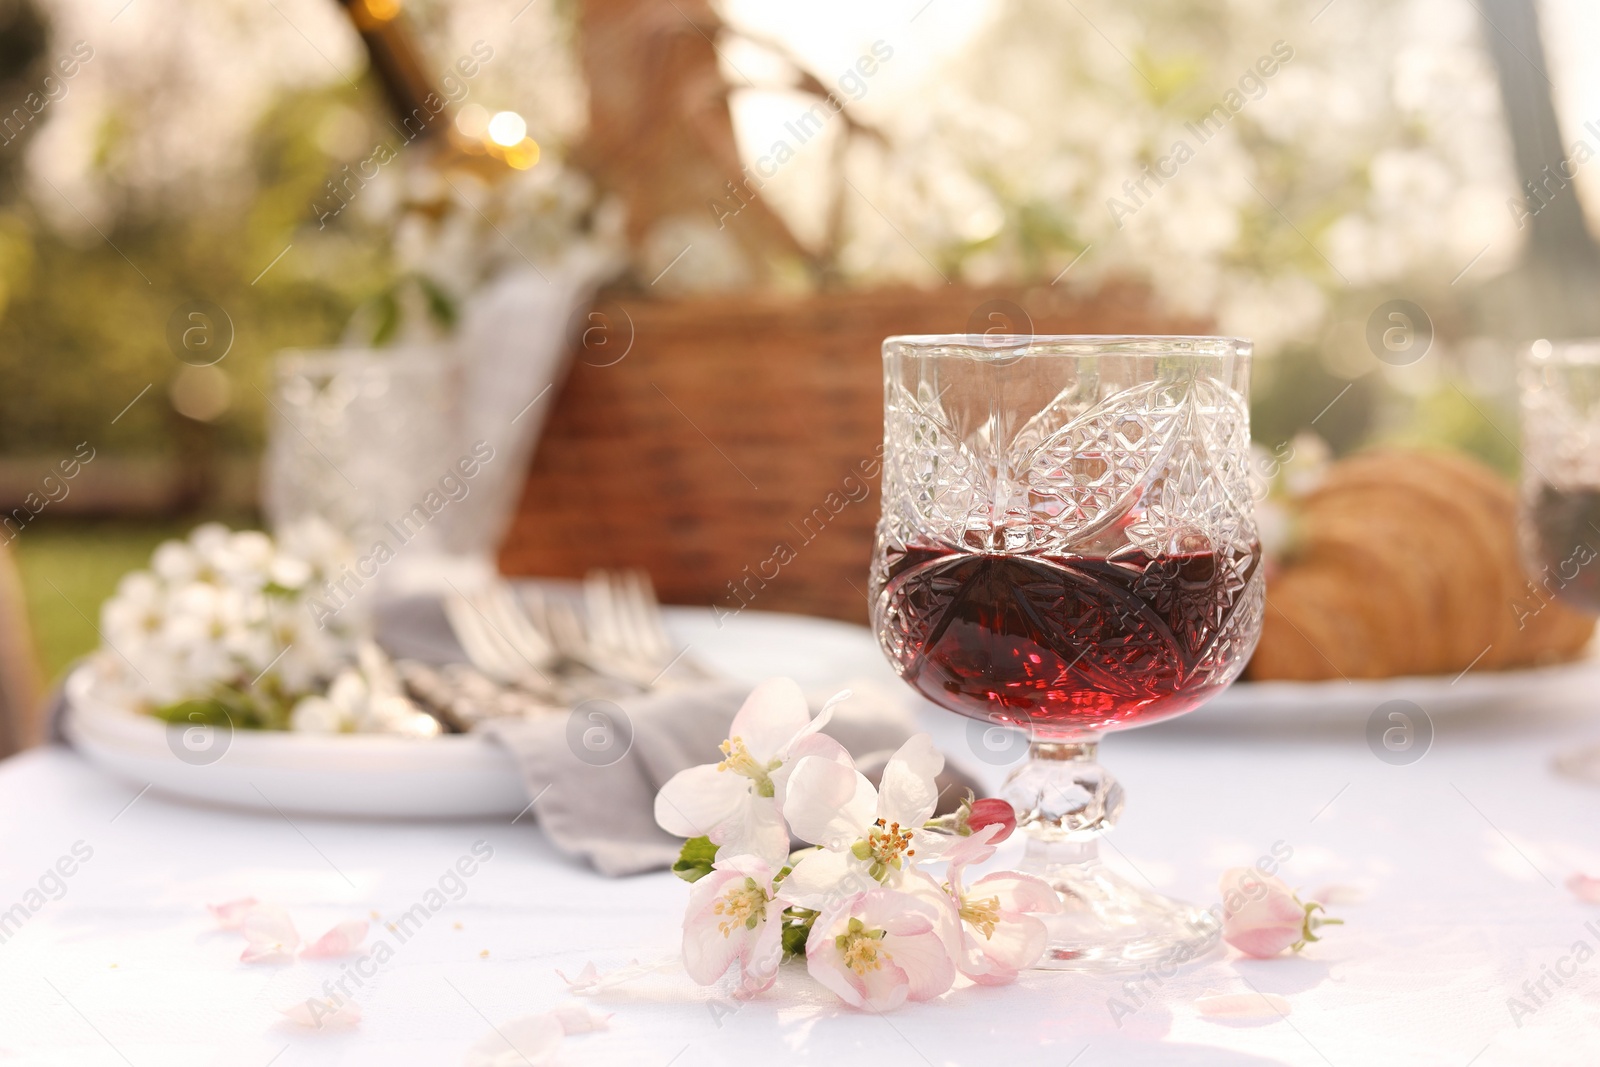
[487, 111, 527, 148]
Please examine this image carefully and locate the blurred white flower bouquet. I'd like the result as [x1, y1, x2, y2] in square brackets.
[343, 157, 623, 347]
[94, 521, 375, 732]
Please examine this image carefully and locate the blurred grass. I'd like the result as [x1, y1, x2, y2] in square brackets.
[10, 518, 247, 683]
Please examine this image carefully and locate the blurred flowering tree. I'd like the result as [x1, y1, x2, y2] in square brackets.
[0, 0, 1582, 477]
[790, 0, 1521, 355]
[0, 0, 591, 465]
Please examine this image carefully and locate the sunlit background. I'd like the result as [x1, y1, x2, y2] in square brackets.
[4, 0, 1600, 678]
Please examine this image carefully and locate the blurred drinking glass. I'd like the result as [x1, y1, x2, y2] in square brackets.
[1521, 339, 1600, 783]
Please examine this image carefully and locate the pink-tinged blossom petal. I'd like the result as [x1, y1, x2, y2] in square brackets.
[733, 907, 786, 995]
[906, 829, 953, 864]
[654, 677, 848, 860]
[302, 919, 369, 959]
[772, 686, 852, 762]
[278, 996, 361, 1029]
[807, 925, 911, 1011]
[1567, 873, 1600, 904]
[1196, 992, 1291, 1019]
[954, 875, 1057, 983]
[682, 857, 784, 993]
[944, 823, 1003, 876]
[556, 962, 603, 992]
[207, 897, 260, 930]
[707, 795, 790, 870]
[240, 905, 300, 963]
[463, 1012, 563, 1067]
[783, 757, 875, 848]
[728, 677, 812, 761]
[900, 867, 963, 929]
[882, 924, 956, 1001]
[958, 910, 1048, 985]
[654, 763, 749, 840]
[683, 873, 750, 983]
[556, 958, 677, 994]
[550, 1003, 611, 1034]
[875, 734, 943, 828]
[770, 731, 851, 809]
[1220, 868, 1312, 959]
[971, 872, 1063, 917]
[805, 888, 954, 1011]
[931, 834, 1058, 984]
[782, 848, 877, 911]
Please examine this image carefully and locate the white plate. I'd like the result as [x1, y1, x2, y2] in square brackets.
[64, 607, 901, 819]
[1188, 652, 1600, 731]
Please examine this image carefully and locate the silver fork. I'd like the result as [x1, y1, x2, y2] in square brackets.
[519, 584, 624, 685]
[476, 582, 561, 671]
[585, 569, 714, 686]
[444, 583, 559, 695]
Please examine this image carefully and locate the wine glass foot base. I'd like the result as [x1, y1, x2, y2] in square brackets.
[1029, 861, 1220, 972]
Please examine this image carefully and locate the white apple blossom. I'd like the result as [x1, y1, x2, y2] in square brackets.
[654, 678, 851, 867]
[804, 886, 955, 1012]
[150, 539, 200, 584]
[290, 643, 439, 737]
[680, 855, 785, 994]
[93, 520, 375, 730]
[778, 734, 949, 910]
[657, 683, 1069, 1009]
[917, 824, 1060, 985]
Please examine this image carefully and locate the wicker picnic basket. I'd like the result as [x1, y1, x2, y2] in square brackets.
[498, 283, 1207, 622]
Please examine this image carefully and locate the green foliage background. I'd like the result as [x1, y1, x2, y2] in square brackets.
[0, 85, 394, 459]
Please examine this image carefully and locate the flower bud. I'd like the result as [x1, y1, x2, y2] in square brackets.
[966, 798, 1016, 843]
[1218, 867, 1341, 958]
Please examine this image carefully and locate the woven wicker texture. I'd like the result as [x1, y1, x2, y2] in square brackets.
[500, 284, 1208, 622]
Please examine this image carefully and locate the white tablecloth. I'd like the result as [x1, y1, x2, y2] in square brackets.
[3, 700, 1599, 1066]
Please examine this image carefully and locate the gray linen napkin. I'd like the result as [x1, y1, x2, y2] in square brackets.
[378, 588, 979, 878]
[478, 681, 925, 877]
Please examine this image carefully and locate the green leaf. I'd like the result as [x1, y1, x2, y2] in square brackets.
[152, 698, 235, 727]
[369, 288, 399, 346]
[671, 836, 718, 883]
[781, 916, 811, 958]
[416, 274, 459, 330]
[151, 686, 290, 731]
[780, 906, 818, 959]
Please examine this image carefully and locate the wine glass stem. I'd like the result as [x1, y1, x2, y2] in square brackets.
[1001, 739, 1220, 969]
[1021, 835, 1099, 872]
[1002, 738, 1125, 879]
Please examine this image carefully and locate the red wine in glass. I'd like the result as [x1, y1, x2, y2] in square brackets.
[875, 542, 1262, 737]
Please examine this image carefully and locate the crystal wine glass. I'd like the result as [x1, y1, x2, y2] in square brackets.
[869, 334, 1264, 969]
[1520, 339, 1600, 784]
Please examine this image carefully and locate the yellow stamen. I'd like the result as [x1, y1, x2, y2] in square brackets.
[711, 877, 768, 937]
[959, 895, 1002, 939]
[835, 917, 889, 976]
[853, 818, 916, 881]
[715, 737, 780, 797]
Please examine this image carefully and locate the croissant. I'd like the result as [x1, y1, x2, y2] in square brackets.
[1245, 449, 1595, 680]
